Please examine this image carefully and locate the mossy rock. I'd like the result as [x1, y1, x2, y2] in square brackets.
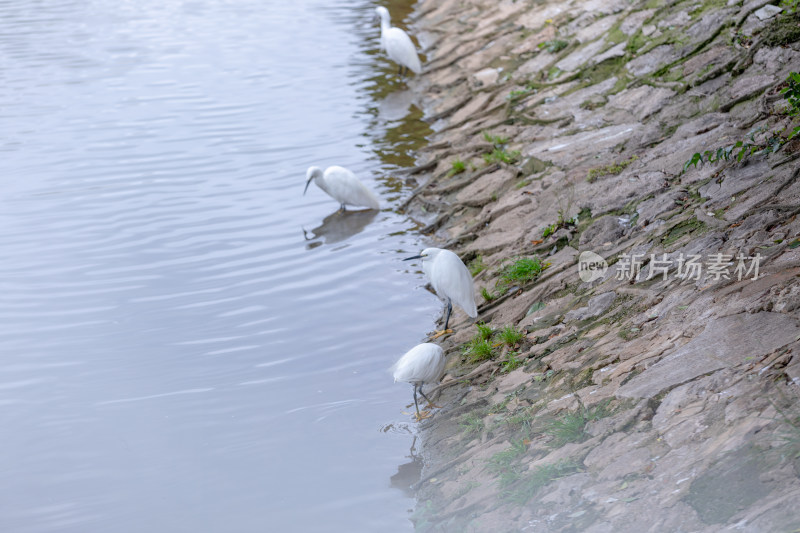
[761, 11, 800, 48]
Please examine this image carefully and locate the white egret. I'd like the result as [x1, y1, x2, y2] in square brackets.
[404, 247, 478, 338]
[374, 6, 422, 77]
[391, 343, 445, 420]
[303, 166, 380, 212]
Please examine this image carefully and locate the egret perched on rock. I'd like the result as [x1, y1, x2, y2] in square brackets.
[404, 247, 478, 338]
[391, 343, 445, 420]
[303, 166, 380, 212]
[374, 6, 422, 77]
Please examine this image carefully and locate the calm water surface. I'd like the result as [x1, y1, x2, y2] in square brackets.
[0, 1, 439, 531]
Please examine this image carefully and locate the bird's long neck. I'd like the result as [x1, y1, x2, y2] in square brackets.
[314, 174, 331, 196]
[380, 14, 390, 31]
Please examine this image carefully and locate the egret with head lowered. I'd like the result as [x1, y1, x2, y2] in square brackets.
[391, 343, 445, 420]
[304, 166, 380, 212]
[374, 6, 422, 77]
[404, 247, 478, 338]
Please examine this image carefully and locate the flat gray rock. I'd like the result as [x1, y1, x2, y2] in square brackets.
[564, 291, 616, 321]
[618, 312, 800, 398]
[754, 4, 782, 20]
[608, 85, 675, 120]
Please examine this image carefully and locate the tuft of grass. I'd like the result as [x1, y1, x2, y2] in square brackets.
[496, 256, 546, 294]
[488, 439, 529, 487]
[506, 406, 537, 430]
[483, 148, 521, 165]
[447, 159, 467, 177]
[482, 131, 520, 165]
[501, 351, 524, 373]
[463, 337, 495, 362]
[544, 402, 613, 448]
[538, 39, 569, 53]
[497, 325, 525, 346]
[545, 412, 588, 448]
[771, 400, 800, 459]
[460, 413, 485, 436]
[454, 480, 481, 499]
[503, 460, 582, 504]
[481, 287, 495, 302]
[475, 321, 494, 340]
[586, 155, 638, 182]
[468, 255, 486, 276]
[507, 88, 532, 100]
[483, 131, 509, 145]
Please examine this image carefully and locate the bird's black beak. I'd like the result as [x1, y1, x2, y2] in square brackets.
[303, 177, 313, 196]
[403, 254, 423, 261]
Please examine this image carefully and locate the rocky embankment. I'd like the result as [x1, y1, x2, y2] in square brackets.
[399, 0, 800, 530]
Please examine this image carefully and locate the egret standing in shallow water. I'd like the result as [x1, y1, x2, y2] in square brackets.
[404, 247, 478, 338]
[303, 166, 380, 212]
[374, 6, 422, 77]
[391, 343, 445, 420]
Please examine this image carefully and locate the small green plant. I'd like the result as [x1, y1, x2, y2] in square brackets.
[475, 321, 494, 340]
[506, 406, 536, 430]
[684, 72, 800, 172]
[545, 412, 589, 448]
[507, 88, 532, 100]
[541, 209, 579, 239]
[497, 325, 525, 346]
[468, 255, 486, 276]
[447, 159, 467, 177]
[481, 287, 495, 302]
[501, 351, 524, 372]
[544, 402, 613, 448]
[483, 148, 521, 165]
[409, 499, 437, 530]
[503, 460, 582, 504]
[460, 413, 485, 436]
[779, 0, 798, 15]
[495, 256, 546, 294]
[481, 131, 520, 166]
[488, 439, 529, 487]
[781, 71, 800, 140]
[463, 337, 494, 362]
[682, 135, 779, 172]
[454, 480, 481, 498]
[538, 39, 569, 53]
[483, 131, 509, 145]
[586, 154, 639, 182]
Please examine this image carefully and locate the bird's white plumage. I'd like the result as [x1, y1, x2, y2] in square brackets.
[420, 248, 478, 318]
[391, 343, 445, 385]
[375, 7, 422, 75]
[304, 166, 380, 210]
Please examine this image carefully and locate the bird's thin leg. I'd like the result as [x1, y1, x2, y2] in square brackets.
[339, 203, 347, 213]
[418, 386, 441, 410]
[413, 383, 431, 421]
[398, 64, 403, 76]
[444, 299, 453, 331]
[429, 298, 455, 340]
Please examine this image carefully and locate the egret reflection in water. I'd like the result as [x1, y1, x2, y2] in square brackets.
[303, 208, 379, 247]
[377, 89, 416, 122]
[389, 435, 423, 496]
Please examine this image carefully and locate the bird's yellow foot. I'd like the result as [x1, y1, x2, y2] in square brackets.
[414, 410, 432, 421]
[429, 329, 453, 340]
[425, 402, 442, 410]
